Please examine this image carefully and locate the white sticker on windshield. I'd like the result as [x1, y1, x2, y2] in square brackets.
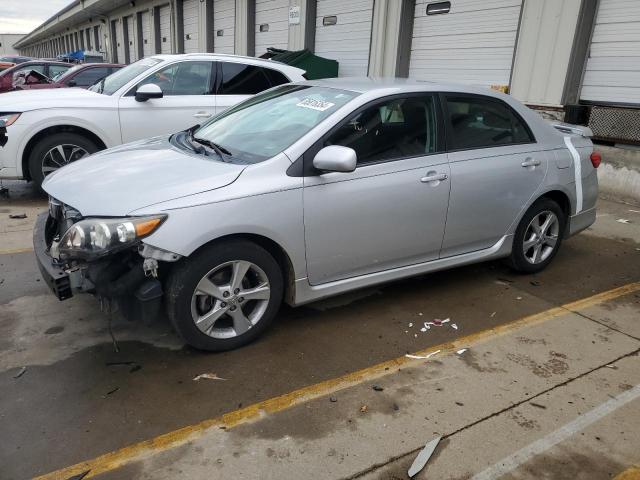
[296, 98, 335, 111]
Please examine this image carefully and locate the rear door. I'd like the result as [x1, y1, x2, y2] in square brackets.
[213, 61, 278, 114]
[118, 60, 216, 142]
[440, 93, 548, 257]
[303, 93, 450, 285]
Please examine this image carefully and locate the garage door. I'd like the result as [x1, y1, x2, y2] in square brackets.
[126, 15, 137, 62]
[580, 0, 640, 105]
[183, 0, 199, 53]
[315, 0, 374, 77]
[141, 10, 152, 57]
[409, 0, 523, 87]
[255, 0, 289, 57]
[159, 4, 172, 54]
[116, 20, 126, 63]
[213, 0, 235, 54]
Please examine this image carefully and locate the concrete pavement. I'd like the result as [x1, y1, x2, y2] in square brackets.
[1, 180, 639, 479]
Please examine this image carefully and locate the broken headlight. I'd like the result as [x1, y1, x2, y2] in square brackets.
[58, 215, 167, 260]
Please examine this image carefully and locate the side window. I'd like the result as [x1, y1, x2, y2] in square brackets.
[71, 68, 109, 86]
[445, 96, 534, 150]
[16, 64, 45, 75]
[219, 62, 272, 94]
[48, 65, 70, 78]
[326, 95, 438, 165]
[264, 68, 290, 87]
[136, 61, 214, 95]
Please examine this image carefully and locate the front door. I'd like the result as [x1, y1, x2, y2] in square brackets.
[440, 94, 548, 257]
[118, 60, 216, 143]
[303, 94, 450, 285]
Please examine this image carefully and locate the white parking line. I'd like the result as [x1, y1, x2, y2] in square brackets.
[472, 382, 640, 480]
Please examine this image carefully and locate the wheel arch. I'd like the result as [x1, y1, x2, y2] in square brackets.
[187, 233, 297, 306]
[21, 125, 107, 181]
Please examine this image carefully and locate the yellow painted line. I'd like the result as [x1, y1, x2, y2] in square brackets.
[36, 281, 640, 480]
[0, 247, 33, 255]
[614, 467, 640, 480]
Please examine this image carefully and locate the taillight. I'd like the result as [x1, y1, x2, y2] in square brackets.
[590, 151, 601, 168]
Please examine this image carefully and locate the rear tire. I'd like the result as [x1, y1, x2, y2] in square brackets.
[508, 198, 566, 274]
[28, 132, 99, 190]
[165, 240, 284, 351]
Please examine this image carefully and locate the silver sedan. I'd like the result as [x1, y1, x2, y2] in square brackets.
[36, 78, 600, 351]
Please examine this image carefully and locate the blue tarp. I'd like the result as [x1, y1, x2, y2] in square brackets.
[57, 50, 84, 61]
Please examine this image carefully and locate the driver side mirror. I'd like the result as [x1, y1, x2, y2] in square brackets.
[313, 146, 357, 173]
[135, 83, 163, 102]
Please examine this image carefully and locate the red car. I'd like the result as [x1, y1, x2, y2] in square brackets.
[0, 60, 72, 93]
[18, 63, 124, 90]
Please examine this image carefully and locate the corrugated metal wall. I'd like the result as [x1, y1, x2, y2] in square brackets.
[581, 0, 640, 105]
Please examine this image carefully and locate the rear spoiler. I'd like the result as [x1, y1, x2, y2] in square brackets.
[550, 121, 593, 138]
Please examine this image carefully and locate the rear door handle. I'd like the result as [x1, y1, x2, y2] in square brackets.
[193, 111, 212, 118]
[521, 158, 541, 168]
[420, 173, 448, 183]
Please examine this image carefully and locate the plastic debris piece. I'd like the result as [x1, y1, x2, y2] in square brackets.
[408, 436, 441, 477]
[420, 327, 427, 332]
[360, 404, 368, 413]
[329, 397, 337, 403]
[516, 296, 523, 300]
[406, 350, 440, 360]
[604, 364, 617, 369]
[530, 280, 541, 286]
[13, 366, 27, 379]
[456, 348, 468, 355]
[9, 213, 27, 219]
[372, 385, 384, 392]
[451, 323, 458, 330]
[418, 312, 423, 316]
[193, 373, 227, 381]
[617, 218, 631, 224]
[408, 323, 413, 327]
[629, 209, 640, 213]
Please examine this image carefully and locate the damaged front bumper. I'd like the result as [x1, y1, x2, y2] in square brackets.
[33, 212, 166, 323]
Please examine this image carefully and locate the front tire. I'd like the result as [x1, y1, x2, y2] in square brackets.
[166, 240, 284, 351]
[28, 132, 99, 190]
[508, 198, 566, 274]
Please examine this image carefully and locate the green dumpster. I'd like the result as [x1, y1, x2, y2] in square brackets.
[263, 48, 338, 80]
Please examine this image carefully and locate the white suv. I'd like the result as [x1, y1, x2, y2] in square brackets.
[0, 54, 305, 188]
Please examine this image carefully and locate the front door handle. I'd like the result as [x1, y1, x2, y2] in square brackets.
[420, 172, 448, 183]
[521, 158, 541, 168]
[193, 111, 212, 118]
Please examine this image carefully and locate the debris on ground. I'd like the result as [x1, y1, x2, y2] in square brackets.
[193, 373, 227, 381]
[530, 280, 542, 286]
[329, 397, 337, 403]
[372, 385, 384, 392]
[490, 311, 496, 317]
[360, 404, 368, 413]
[516, 296, 523, 300]
[106, 361, 142, 373]
[9, 213, 27, 219]
[393, 403, 400, 411]
[456, 348, 468, 355]
[406, 350, 441, 360]
[103, 387, 119, 397]
[530, 402, 547, 409]
[12, 366, 27, 379]
[67, 470, 91, 480]
[408, 322, 413, 327]
[451, 323, 458, 330]
[616, 218, 631, 224]
[408, 436, 442, 477]
[605, 364, 617, 369]
[495, 278, 513, 286]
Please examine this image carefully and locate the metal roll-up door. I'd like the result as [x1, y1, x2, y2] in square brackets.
[409, 0, 523, 87]
[255, 0, 289, 56]
[183, 0, 199, 53]
[580, 0, 640, 105]
[126, 15, 137, 62]
[159, 4, 172, 53]
[116, 20, 126, 62]
[141, 10, 152, 57]
[213, 0, 235, 54]
[315, 0, 374, 77]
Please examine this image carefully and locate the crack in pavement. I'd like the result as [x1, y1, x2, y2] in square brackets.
[343, 347, 640, 479]
[570, 309, 640, 342]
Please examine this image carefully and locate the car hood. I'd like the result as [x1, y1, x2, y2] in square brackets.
[0, 87, 109, 110]
[42, 136, 246, 216]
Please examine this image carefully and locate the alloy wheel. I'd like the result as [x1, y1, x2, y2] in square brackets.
[522, 210, 560, 264]
[190, 260, 271, 339]
[41, 144, 89, 177]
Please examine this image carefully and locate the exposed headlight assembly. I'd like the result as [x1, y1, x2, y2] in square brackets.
[0, 113, 21, 126]
[58, 215, 167, 260]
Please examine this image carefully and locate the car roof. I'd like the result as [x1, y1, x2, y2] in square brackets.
[146, 53, 303, 72]
[300, 77, 502, 97]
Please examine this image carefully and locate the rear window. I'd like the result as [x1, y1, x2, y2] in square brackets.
[219, 62, 284, 95]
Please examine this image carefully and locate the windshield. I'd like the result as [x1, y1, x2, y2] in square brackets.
[193, 85, 359, 164]
[88, 58, 161, 95]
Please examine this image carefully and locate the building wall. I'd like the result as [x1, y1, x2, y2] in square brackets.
[0, 34, 24, 55]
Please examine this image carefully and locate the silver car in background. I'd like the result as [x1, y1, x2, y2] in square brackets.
[35, 78, 600, 351]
